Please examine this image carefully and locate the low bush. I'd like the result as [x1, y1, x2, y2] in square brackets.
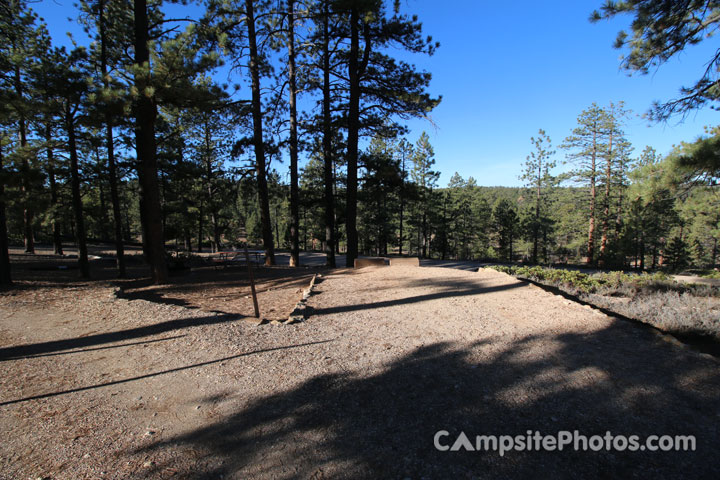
[488, 265, 720, 339]
[489, 265, 715, 297]
[585, 291, 720, 339]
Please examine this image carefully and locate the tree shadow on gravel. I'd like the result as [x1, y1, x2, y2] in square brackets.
[135, 321, 720, 479]
[0, 313, 241, 361]
[420, 259, 484, 271]
[0, 339, 333, 407]
[309, 277, 525, 317]
[114, 287, 199, 309]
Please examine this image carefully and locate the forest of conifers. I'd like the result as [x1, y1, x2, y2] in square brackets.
[1, 0, 719, 286]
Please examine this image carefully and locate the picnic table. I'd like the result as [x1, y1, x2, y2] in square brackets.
[209, 250, 264, 268]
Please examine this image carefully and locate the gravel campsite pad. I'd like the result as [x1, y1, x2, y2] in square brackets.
[1, 266, 720, 478]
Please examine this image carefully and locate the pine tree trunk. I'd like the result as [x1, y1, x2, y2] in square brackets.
[98, 170, 109, 239]
[212, 213, 221, 252]
[275, 205, 280, 247]
[399, 149, 405, 256]
[67, 110, 90, 278]
[106, 121, 125, 275]
[633, 232, 638, 270]
[160, 169, 167, 239]
[321, 0, 335, 268]
[0, 141, 12, 286]
[587, 128, 597, 264]
[333, 162, 340, 255]
[287, 0, 302, 267]
[99, 0, 126, 276]
[532, 160, 541, 263]
[440, 197, 447, 260]
[615, 160, 625, 235]
[134, 0, 168, 283]
[600, 131, 613, 262]
[345, 6, 360, 268]
[184, 232, 192, 252]
[45, 124, 63, 255]
[246, 0, 275, 265]
[197, 202, 204, 252]
[652, 245, 657, 269]
[204, 128, 219, 253]
[14, 62, 34, 254]
[417, 221, 421, 257]
[421, 210, 427, 258]
[302, 207, 307, 251]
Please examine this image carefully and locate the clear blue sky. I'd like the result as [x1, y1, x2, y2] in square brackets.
[35, 0, 719, 186]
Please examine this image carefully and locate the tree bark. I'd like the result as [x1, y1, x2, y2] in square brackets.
[0, 140, 12, 286]
[600, 129, 613, 262]
[106, 120, 125, 275]
[204, 120, 221, 253]
[99, 0, 126, 276]
[246, 0, 275, 265]
[66, 108, 90, 278]
[421, 209, 427, 258]
[399, 147, 405, 255]
[211, 213, 220, 252]
[14, 63, 34, 254]
[345, 6, 360, 268]
[197, 201, 204, 252]
[98, 161, 109, 239]
[321, 0, 336, 268]
[287, 0, 302, 267]
[134, 0, 168, 283]
[440, 195, 447, 260]
[45, 123, 63, 255]
[652, 245, 657, 269]
[532, 158, 540, 263]
[123, 197, 131, 241]
[587, 127, 597, 264]
[615, 156, 625, 234]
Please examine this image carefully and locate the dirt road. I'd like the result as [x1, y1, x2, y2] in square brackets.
[1, 266, 719, 479]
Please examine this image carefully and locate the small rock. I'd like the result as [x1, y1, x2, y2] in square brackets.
[144, 430, 156, 436]
[143, 461, 156, 468]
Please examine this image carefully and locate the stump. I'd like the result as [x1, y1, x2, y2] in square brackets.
[354, 258, 388, 268]
[388, 257, 420, 267]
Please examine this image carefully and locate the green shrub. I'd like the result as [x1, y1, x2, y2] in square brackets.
[487, 265, 720, 339]
[488, 265, 717, 298]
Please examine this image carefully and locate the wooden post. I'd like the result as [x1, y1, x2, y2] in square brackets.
[244, 245, 260, 318]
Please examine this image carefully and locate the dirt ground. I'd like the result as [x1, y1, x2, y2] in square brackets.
[1, 263, 720, 479]
[5, 246, 319, 322]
